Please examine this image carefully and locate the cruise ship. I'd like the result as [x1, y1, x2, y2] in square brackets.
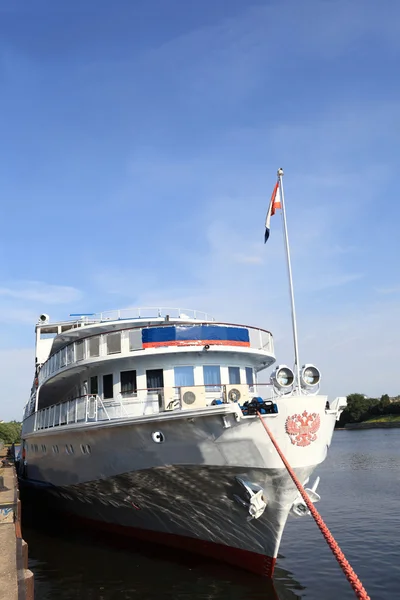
[19, 306, 346, 577]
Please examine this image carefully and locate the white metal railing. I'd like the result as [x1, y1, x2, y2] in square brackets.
[38, 325, 274, 386]
[23, 384, 280, 435]
[67, 307, 215, 325]
[98, 307, 215, 322]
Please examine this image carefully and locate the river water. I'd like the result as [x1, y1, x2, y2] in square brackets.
[23, 430, 400, 599]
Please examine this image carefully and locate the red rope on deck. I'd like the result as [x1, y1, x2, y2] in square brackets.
[257, 412, 370, 600]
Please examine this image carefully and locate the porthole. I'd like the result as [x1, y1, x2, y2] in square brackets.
[151, 431, 165, 443]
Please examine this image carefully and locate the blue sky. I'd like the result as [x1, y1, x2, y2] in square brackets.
[1, 0, 400, 420]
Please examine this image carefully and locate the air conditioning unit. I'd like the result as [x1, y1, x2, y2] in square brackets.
[180, 386, 208, 410]
[162, 387, 180, 411]
[225, 384, 250, 404]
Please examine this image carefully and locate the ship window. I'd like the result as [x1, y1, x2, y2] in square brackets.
[90, 376, 98, 395]
[66, 344, 74, 364]
[103, 374, 114, 399]
[228, 367, 241, 385]
[174, 366, 194, 387]
[203, 366, 221, 392]
[121, 370, 137, 396]
[88, 336, 100, 357]
[129, 329, 142, 351]
[59, 347, 67, 368]
[76, 340, 84, 361]
[107, 332, 121, 355]
[245, 367, 254, 385]
[146, 369, 164, 390]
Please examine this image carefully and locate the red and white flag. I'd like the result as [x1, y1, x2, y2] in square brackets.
[264, 181, 281, 243]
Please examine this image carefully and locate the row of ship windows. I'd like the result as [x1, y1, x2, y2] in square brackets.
[39, 331, 140, 382]
[28, 443, 91, 455]
[79, 365, 254, 400]
[39, 328, 267, 384]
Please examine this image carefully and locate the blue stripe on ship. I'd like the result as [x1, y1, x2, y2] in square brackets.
[142, 325, 249, 346]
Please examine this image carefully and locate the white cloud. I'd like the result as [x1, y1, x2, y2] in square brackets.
[0, 281, 82, 305]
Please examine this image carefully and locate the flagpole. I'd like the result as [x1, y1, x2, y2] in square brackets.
[277, 168, 301, 392]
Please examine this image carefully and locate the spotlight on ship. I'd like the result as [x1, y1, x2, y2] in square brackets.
[270, 365, 295, 392]
[38, 314, 50, 324]
[300, 364, 321, 391]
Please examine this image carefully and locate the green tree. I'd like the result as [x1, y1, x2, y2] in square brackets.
[0, 422, 22, 444]
[380, 394, 390, 407]
[337, 394, 378, 426]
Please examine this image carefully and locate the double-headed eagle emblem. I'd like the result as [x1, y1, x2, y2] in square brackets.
[285, 410, 321, 446]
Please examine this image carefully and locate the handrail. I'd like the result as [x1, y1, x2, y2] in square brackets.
[97, 307, 215, 322]
[38, 322, 274, 386]
[50, 307, 216, 325]
[45, 320, 273, 353]
[28, 383, 279, 428]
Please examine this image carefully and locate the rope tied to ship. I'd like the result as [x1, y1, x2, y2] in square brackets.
[256, 412, 370, 600]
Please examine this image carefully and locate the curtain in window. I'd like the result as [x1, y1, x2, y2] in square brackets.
[203, 365, 221, 391]
[245, 367, 254, 385]
[146, 369, 164, 390]
[121, 370, 137, 395]
[228, 367, 240, 385]
[174, 366, 194, 387]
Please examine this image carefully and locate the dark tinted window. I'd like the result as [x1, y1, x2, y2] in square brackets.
[103, 374, 114, 399]
[121, 370, 137, 396]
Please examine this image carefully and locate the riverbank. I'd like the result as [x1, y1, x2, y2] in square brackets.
[345, 420, 400, 430]
[0, 452, 34, 600]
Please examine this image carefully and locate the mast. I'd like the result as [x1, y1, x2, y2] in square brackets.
[277, 168, 301, 391]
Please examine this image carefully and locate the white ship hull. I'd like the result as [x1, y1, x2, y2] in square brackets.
[20, 396, 339, 577]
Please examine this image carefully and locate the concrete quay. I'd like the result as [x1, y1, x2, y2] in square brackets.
[0, 455, 34, 600]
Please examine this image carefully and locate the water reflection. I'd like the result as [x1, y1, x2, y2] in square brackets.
[24, 514, 302, 600]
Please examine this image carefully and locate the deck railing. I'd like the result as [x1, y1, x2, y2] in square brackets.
[68, 307, 215, 324]
[37, 324, 274, 386]
[23, 383, 278, 434]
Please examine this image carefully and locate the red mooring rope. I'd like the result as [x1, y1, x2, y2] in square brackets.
[257, 412, 370, 600]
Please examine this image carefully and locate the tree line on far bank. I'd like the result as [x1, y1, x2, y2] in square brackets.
[336, 394, 400, 427]
[0, 421, 22, 446]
